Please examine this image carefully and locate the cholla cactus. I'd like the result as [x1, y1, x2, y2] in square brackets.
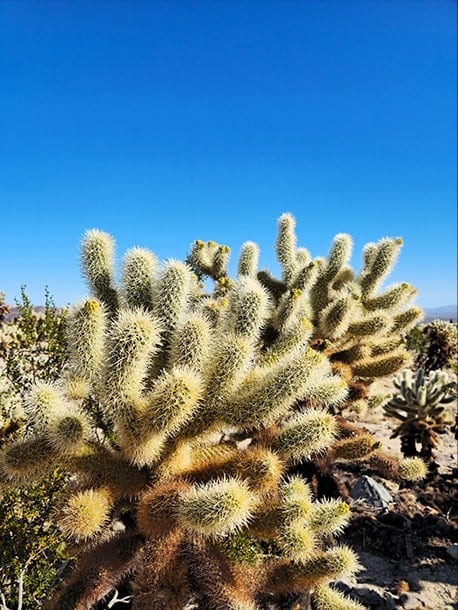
[384, 368, 457, 461]
[411, 319, 458, 373]
[1, 216, 422, 610]
[258, 214, 422, 412]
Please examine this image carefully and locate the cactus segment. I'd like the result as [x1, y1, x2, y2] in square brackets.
[121, 247, 157, 310]
[275, 410, 338, 461]
[145, 366, 203, 435]
[58, 487, 113, 541]
[178, 477, 257, 537]
[168, 313, 212, 373]
[80, 229, 118, 313]
[314, 584, 366, 610]
[238, 241, 260, 277]
[66, 299, 107, 387]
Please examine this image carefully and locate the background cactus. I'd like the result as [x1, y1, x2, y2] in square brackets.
[0, 216, 424, 609]
[383, 368, 457, 462]
[406, 319, 458, 374]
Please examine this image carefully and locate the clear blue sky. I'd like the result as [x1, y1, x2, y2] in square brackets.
[1, 0, 456, 309]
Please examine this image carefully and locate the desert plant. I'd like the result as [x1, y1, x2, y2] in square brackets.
[2, 287, 68, 393]
[0, 288, 70, 610]
[383, 368, 457, 462]
[409, 319, 458, 373]
[0, 217, 424, 610]
[251, 214, 422, 415]
[0, 293, 9, 325]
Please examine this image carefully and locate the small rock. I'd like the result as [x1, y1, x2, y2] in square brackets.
[350, 475, 393, 509]
[446, 543, 458, 560]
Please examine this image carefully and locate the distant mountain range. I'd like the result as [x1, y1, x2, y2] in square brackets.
[3, 304, 457, 324]
[422, 304, 457, 323]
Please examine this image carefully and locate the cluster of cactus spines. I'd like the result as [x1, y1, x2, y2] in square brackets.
[0, 215, 424, 610]
[383, 368, 457, 461]
[412, 319, 458, 373]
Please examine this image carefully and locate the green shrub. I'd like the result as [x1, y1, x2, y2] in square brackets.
[0, 287, 70, 609]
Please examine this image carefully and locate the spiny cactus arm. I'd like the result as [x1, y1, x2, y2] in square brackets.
[101, 308, 161, 424]
[238, 241, 260, 278]
[179, 334, 254, 438]
[278, 475, 313, 519]
[177, 442, 236, 474]
[260, 316, 314, 366]
[194, 295, 229, 327]
[213, 245, 231, 280]
[326, 233, 353, 279]
[347, 312, 390, 337]
[143, 366, 203, 436]
[224, 348, 329, 428]
[80, 229, 119, 314]
[296, 246, 312, 267]
[369, 450, 427, 481]
[185, 538, 259, 610]
[136, 479, 189, 538]
[168, 313, 212, 373]
[352, 350, 411, 378]
[331, 266, 355, 291]
[177, 477, 258, 537]
[231, 446, 285, 496]
[332, 434, 382, 460]
[316, 295, 357, 340]
[187, 240, 231, 281]
[301, 374, 349, 409]
[1, 436, 59, 483]
[313, 584, 366, 610]
[390, 306, 424, 335]
[153, 260, 193, 339]
[358, 237, 403, 299]
[44, 406, 91, 453]
[120, 247, 157, 311]
[45, 530, 144, 610]
[69, 442, 149, 498]
[364, 282, 417, 311]
[329, 343, 370, 365]
[291, 261, 318, 292]
[117, 427, 167, 467]
[274, 289, 311, 332]
[258, 545, 360, 596]
[65, 299, 106, 394]
[223, 277, 271, 341]
[306, 499, 351, 536]
[273, 410, 338, 461]
[276, 212, 298, 285]
[23, 381, 70, 429]
[276, 519, 316, 562]
[370, 337, 404, 356]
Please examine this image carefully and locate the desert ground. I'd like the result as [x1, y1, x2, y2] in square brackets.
[329, 375, 457, 610]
